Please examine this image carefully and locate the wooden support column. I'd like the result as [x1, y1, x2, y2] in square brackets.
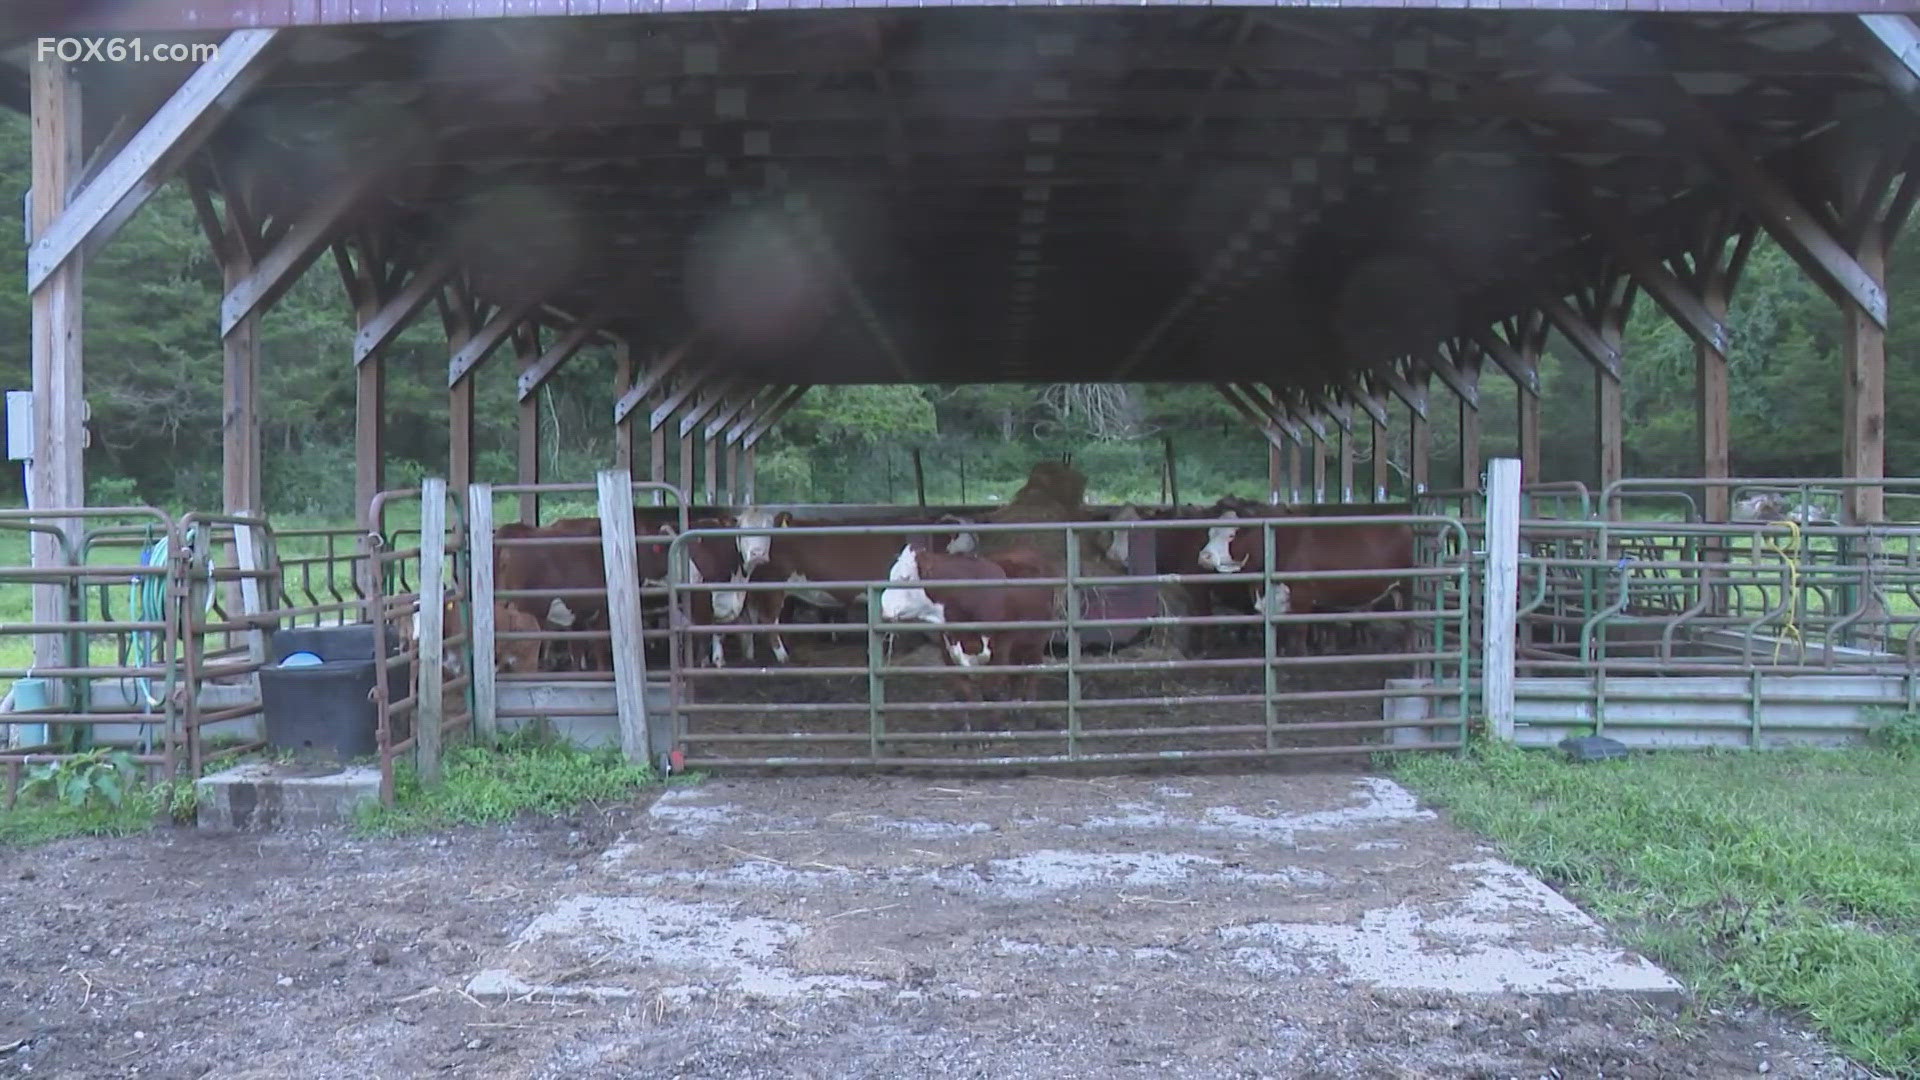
[441, 286, 478, 495]
[613, 339, 635, 472]
[1544, 272, 1635, 516]
[221, 247, 260, 514]
[1371, 417, 1391, 502]
[1268, 441, 1283, 505]
[1842, 226, 1889, 526]
[28, 54, 85, 700]
[1482, 315, 1547, 487]
[1446, 344, 1484, 492]
[514, 325, 541, 524]
[1311, 426, 1330, 502]
[1409, 381, 1431, 497]
[1692, 214, 1757, 523]
[1835, 140, 1912, 525]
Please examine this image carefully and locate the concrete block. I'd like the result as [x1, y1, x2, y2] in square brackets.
[195, 761, 379, 831]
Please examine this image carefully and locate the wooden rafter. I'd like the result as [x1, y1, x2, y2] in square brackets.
[27, 29, 284, 291]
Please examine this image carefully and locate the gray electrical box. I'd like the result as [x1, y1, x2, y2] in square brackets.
[6, 391, 31, 461]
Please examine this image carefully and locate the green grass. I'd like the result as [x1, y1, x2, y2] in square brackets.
[0, 773, 195, 846]
[353, 727, 663, 837]
[1394, 741, 1920, 1077]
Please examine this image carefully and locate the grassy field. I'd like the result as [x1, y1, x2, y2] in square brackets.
[1393, 740, 1920, 1077]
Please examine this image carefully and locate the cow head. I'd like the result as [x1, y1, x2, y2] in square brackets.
[1198, 510, 1244, 573]
[880, 543, 945, 623]
[687, 518, 747, 624]
[734, 508, 789, 573]
[936, 514, 979, 555]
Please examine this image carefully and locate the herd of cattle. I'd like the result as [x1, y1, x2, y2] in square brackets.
[461, 496, 1418, 693]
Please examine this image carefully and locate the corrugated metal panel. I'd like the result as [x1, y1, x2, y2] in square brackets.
[9, 0, 1918, 33]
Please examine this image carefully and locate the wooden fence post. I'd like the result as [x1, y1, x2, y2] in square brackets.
[467, 482, 497, 743]
[1483, 458, 1522, 742]
[597, 469, 652, 763]
[416, 477, 447, 785]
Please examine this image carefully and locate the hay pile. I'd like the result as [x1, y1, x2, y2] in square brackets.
[978, 460, 1123, 579]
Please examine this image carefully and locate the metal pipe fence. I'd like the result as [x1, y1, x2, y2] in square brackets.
[0, 508, 183, 805]
[658, 514, 1473, 768]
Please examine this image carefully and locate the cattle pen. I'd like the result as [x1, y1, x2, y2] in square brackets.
[4, 2, 1920, 795]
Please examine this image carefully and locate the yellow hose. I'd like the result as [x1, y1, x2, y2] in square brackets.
[1761, 518, 1801, 664]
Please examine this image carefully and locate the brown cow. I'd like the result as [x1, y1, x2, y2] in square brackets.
[1114, 501, 1269, 656]
[1198, 512, 1414, 653]
[880, 542, 1055, 709]
[732, 510, 979, 664]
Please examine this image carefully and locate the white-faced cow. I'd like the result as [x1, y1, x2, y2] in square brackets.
[730, 509, 980, 664]
[880, 542, 1054, 709]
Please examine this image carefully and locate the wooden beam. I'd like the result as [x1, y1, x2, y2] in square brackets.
[415, 478, 448, 787]
[1233, 382, 1305, 443]
[354, 248, 459, 365]
[1374, 363, 1427, 419]
[651, 366, 722, 434]
[515, 309, 609, 401]
[1214, 384, 1288, 449]
[1857, 15, 1920, 112]
[707, 386, 768, 441]
[444, 288, 477, 495]
[219, 144, 409, 336]
[678, 377, 745, 437]
[220, 221, 261, 514]
[1474, 326, 1539, 397]
[1561, 179, 1730, 355]
[743, 386, 811, 449]
[612, 336, 694, 424]
[1659, 85, 1887, 328]
[1370, 415, 1391, 502]
[448, 296, 541, 387]
[1342, 378, 1391, 428]
[1538, 292, 1621, 381]
[26, 30, 283, 292]
[1424, 347, 1479, 409]
[726, 386, 787, 444]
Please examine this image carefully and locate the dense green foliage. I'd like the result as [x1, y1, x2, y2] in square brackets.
[1, 110, 1917, 513]
[1395, 742, 1920, 1076]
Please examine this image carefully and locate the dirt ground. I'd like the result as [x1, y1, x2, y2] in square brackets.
[0, 770, 1883, 1080]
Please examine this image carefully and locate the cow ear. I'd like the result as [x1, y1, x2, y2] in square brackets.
[775, 511, 793, 527]
[1222, 509, 1239, 519]
[656, 523, 677, 537]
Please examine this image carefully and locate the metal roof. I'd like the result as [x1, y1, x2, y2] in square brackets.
[4, 8, 1912, 393]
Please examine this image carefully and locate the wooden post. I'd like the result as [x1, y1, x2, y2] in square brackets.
[416, 478, 448, 786]
[28, 54, 85, 695]
[1517, 390, 1541, 486]
[1311, 426, 1329, 503]
[221, 238, 261, 514]
[912, 447, 928, 507]
[355, 334, 385, 531]
[1163, 436, 1179, 507]
[1371, 417, 1391, 502]
[1697, 280, 1733, 523]
[1338, 421, 1355, 502]
[743, 445, 757, 504]
[1459, 398, 1481, 493]
[596, 469, 653, 763]
[467, 482, 498, 743]
[1268, 440, 1282, 505]
[613, 339, 635, 473]
[515, 327, 541, 524]
[703, 429, 720, 505]
[1843, 220, 1890, 528]
[1483, 458, 1522, 742]
[444, 294, 476, 496]
[1409, 397, 1431, 497]
[1287, 438, 1303, 503]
